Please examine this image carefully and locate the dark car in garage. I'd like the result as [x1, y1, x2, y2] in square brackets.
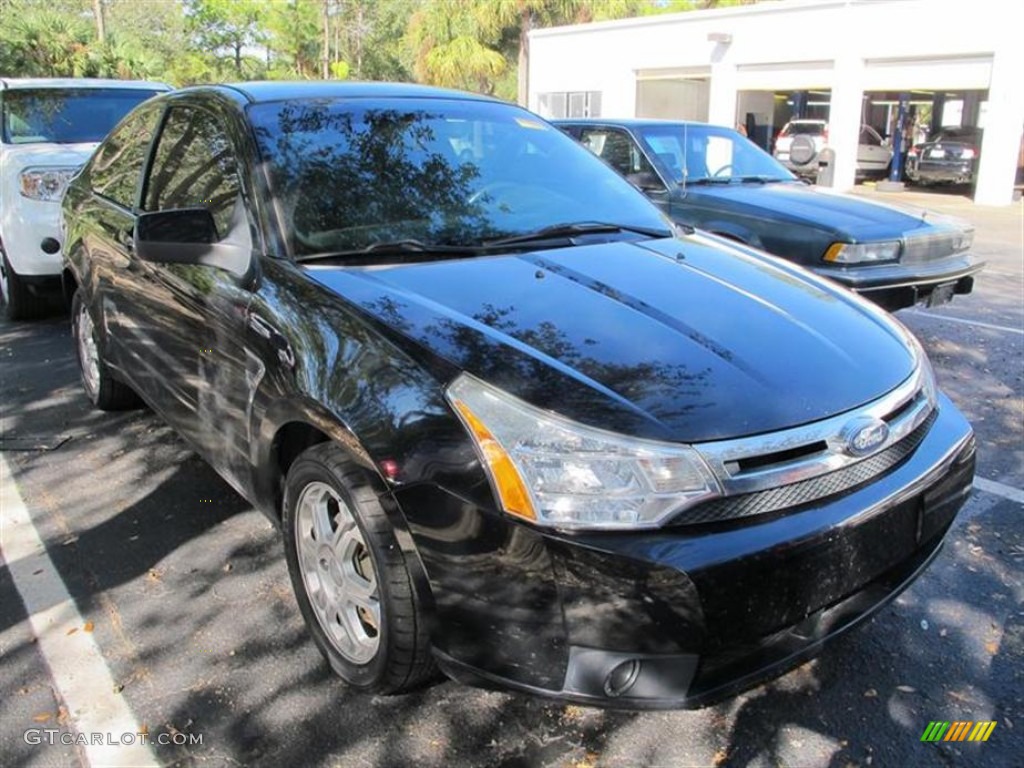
[62, 83, 975, 709]
[556, 118, 982, 311]
[906, 126, 982, 186]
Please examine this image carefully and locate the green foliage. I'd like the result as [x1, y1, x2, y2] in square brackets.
[0, 0, 758, 93]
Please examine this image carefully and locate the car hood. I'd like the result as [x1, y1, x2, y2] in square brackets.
[306, 235, 917, 443]
[0, 142, 98, 175]
[683, 181, 962, 241]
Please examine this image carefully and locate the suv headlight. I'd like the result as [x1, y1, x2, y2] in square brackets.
[19, 166, 79, 202]
[824, 241, 901, 264]
[447, 374, 721, 530]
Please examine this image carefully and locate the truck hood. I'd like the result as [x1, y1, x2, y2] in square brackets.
[306, 235, 917, 442]
[684, 181, 968, 241]
[1, 142, 98, 175]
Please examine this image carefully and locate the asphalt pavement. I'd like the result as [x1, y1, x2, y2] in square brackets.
[1, 188, 1021, 768]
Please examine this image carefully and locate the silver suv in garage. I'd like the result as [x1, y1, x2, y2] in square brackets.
[773, 119, 893, 179]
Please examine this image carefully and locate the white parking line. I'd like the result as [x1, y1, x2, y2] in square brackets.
[0, 454, 158, 768]
[974, 477, 1024, 505]
[904, 310, 1024, 335]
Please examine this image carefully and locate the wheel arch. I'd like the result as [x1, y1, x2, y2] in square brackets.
[62, 266, 79, 308]
[704, 222, 764, 250]
[260, 403, 438, 625]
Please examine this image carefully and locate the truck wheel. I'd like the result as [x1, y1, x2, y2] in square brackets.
[1, 250, 48, 321]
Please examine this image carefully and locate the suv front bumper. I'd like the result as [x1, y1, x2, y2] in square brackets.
[1, 196, 65, 277]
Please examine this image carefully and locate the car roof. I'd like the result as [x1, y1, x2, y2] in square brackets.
[553, 117, 729, 130]
[0, 78, 170, 91]
[204, 81, 503, 105]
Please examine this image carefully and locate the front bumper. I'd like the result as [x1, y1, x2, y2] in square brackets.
[814, 253, 982, 311]
[401, 396, 975, 709]
[0, 196, 64, 277]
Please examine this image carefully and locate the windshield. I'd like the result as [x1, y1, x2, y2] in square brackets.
[780, 122, 825, 136]
[1, 88, 163, 144]
[637, 124, 796, 184]
[932, 127, 981, 143]
[248, 98, 671, 257]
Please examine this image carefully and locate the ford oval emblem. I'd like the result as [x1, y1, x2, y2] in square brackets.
[840, 417, 890, 457]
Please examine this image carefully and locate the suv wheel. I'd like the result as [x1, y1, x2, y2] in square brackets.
[283, 443, 435, 693]
[1, 249, 48, 321]
[71, 291, 140, 410]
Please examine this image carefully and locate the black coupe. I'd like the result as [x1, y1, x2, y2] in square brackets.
[61, 84, 975, 708]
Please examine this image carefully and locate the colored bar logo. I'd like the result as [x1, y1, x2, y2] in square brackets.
[921, 721, 997, 742]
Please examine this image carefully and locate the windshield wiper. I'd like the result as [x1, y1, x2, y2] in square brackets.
[296, 239, 484, 264]
[482, 221, 671, 248]
[734, 175, 789, 184]
[684, 177, 731, 186]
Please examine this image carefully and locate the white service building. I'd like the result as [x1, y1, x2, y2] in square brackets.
[528, 0, 1023, 205]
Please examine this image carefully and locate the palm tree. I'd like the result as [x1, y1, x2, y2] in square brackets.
[405, 0, 506, 93]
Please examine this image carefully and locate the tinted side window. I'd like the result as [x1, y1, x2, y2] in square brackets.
[579, 128, 655, 178]
[144, 107, 241, 240]
[90, 107, 161, 208]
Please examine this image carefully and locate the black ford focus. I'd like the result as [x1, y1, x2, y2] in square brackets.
[61, 83, 975, 708]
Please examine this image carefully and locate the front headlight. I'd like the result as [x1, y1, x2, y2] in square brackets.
[447, 374, 721, 530]
[952, 228, 974, 253]
[19, 166, 79, 202]
[823, 241, 901, 264]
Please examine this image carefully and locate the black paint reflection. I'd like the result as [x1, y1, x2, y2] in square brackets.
[248, 97, 668, 257]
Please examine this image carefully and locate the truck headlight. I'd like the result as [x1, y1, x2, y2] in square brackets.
[19, 167, 79, 202]
[824, 241, 901, 264]
[447, 374, 721, 530]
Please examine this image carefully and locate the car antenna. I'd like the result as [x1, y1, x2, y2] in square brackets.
[680, 122, 688, 198]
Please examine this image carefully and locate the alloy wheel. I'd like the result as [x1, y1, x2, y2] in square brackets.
[294, 481, 381, 664]
[76, 302, 101, 397]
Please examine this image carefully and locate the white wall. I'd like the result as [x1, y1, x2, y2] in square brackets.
[636, 79, 710, 121]
[529, 0, 1023, 204]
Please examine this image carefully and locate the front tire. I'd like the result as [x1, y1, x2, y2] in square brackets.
[71, 291, 140, 410]
[283, 443, 434, 693]
[1, 249, 48, 321]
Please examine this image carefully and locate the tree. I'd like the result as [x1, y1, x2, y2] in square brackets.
[0, 5, 94, 77]
[185, 0, 265, 77]
[264, 0, 320, 79]
[405, 0, 507, 94]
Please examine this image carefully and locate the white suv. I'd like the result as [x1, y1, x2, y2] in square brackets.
[0, 78, 169, 319]
[773, 119, 893, 180]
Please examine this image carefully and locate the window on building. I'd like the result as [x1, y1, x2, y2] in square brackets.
[537, 91, 601, 119]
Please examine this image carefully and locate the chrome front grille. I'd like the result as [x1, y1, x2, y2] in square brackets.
[671, 363, 939, 527]
[902, 227, 973, 264]
[676, 409, 936, 525]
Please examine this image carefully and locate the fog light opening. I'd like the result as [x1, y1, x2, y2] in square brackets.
[603, 659, 641, 698]
[40, 237, 61, 255]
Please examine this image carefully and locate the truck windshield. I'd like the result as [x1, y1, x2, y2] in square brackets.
[1, 88, 162, 144]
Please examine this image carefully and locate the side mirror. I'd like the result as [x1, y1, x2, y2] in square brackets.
[627, 170, 666, 194]
[134, 208, 249, 276]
